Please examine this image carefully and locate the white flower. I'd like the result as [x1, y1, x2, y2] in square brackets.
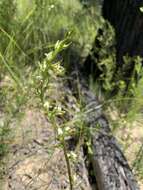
[51, 4, 55, 9]
[44, 102, 50, 109]
[48, 4, 55, 11]
[58, 128, 63, 136]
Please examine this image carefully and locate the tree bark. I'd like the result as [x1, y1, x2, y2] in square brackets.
[69, 71, 139, 190]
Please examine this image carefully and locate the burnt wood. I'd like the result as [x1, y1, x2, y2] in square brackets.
[103, 0, 143, 64]
[68, 71, 139, 190]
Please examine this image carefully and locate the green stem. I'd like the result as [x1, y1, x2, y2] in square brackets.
[62, 138, 73, 190]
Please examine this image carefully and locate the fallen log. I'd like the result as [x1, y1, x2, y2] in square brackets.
[91, 117, 139, 190]
[68, 71, 140, 190]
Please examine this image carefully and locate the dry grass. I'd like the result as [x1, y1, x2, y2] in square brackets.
[106, 107, 143, 189]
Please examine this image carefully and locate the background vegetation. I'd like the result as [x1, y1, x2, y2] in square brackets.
[0, 0, 143, 188]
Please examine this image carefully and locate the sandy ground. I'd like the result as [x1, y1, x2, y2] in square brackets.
[2, 109, 92, 190]
[107, 107, 143, 189]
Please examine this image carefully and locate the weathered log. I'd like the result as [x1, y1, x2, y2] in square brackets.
[69, 71, 139, 190]
[91, 118, 139, 190]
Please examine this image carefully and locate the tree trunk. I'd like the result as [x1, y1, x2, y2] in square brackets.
[103, 0, 143, 64]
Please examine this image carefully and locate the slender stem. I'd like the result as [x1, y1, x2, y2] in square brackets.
[62, 138, 73, 190]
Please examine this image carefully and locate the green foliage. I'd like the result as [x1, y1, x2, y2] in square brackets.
[0, 78, 26, 180]
[33, 37, 101, 188]
[88, 18, 143, 183]
[1, 0, 143, 186]
[89, 21, 116, 95]
[14, 0, 97, 65]
[90, 21, 143, 104]
[0, 0, 16, 52]
[0, 0, 98, 162]
[33, 38, 75, 189]
[0, 0, 98, 85]
[0, 124, 10, 158]
[34, 38, 68, 105]
[126, 69, 143, 122]
[133, 145, 143, 180]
